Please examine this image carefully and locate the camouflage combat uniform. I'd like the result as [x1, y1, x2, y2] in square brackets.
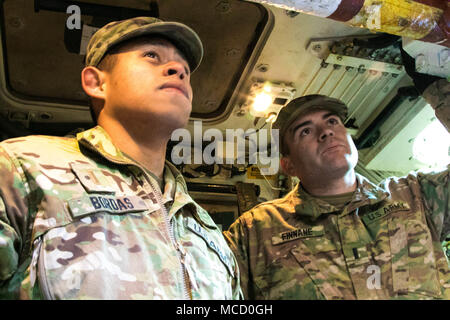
[0, 126, 241, 299]
[225, 79, 450, 300]
[225, 172, 449, 299]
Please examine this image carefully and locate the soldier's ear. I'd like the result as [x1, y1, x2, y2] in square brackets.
[81, 66, 107, 101]
[280, 156, 297, 177]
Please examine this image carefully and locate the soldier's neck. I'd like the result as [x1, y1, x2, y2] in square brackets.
[99, 120, 168, 180]
[300, 170, 357, 197]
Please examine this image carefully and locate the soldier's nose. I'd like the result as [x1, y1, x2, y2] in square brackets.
[168, 68, 184, 79]
[319, 128, 334, 141]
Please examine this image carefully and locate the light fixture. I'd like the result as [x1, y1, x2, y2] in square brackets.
[242, 81, 296, 119]
[252, 92, 273, 112]
[413, 118, 450, 169]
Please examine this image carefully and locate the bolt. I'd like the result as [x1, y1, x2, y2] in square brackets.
[336, 56, 343, 61]
[313, 44, 322, 52]
[9, 17, 22, 28]
[204, 100, 216, 109]
[216, 1, 231, 13]
[236, 109, 246, 117]
[256, 64, 269, 72]
[398, 18, 409, 27]
[357, 64, 366, 73]
[39, 112, 52, 120]
[226, 48, 240, 57]
[285, 10, 299, 18]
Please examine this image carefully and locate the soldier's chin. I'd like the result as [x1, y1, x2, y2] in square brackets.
[163, 112, 190, 131]
[323, 161, 354, 178]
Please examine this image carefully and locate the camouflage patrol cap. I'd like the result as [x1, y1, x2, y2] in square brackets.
[85, 16, 203, 72]
[273, 94, 348, 154]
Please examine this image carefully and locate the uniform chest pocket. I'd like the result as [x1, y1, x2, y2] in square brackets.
[254, 227, 344, 300]
[254, 242, 320, 300]
[389, 213, 441, 297]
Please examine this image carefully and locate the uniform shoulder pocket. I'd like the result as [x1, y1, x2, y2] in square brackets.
[70, 162, 117, 194]
[185, 217, 235, 277]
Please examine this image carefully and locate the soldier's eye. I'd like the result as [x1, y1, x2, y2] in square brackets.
[145, 51, 158, 59]
[300, 128, 311, 137]
[328, 117, 339, 125]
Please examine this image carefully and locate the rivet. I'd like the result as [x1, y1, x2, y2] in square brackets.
[256, 64, 269, 72]
[9, 17, 23, 29]
[216, 1, 231, 13]
[313, 44, 322, 52]
[226, 48, 240, 57]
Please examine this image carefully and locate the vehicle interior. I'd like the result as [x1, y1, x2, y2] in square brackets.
[1, 0, 449, 231]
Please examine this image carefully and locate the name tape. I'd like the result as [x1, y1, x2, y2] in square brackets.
[272, 225, 325, 245]
[68, 194, 149, 218]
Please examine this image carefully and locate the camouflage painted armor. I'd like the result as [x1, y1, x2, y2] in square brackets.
[225, 171, 450, 299]
[0, 126, 241, 299]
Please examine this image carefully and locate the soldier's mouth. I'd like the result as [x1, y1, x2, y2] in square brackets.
[321, 144, 346, 155]
[160, 82, 189, 99]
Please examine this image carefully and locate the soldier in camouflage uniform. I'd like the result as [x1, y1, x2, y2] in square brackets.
[224, 79, 449, 299]
[0, 17, 241, 299]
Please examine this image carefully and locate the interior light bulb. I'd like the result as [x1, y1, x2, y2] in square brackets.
[252, 93, 273, 112]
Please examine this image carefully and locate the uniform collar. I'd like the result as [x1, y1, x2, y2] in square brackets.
[76, 126, 129, 164]
[294, 173, 388, 221]
[162, 161, 217, 228]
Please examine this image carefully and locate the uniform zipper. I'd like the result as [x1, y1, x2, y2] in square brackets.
[146, 176, 191, 300]
[35, 238, 53, 299]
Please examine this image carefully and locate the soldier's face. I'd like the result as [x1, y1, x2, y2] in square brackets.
[102, 37, 193, 130]
[281, 110, 358, 182]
